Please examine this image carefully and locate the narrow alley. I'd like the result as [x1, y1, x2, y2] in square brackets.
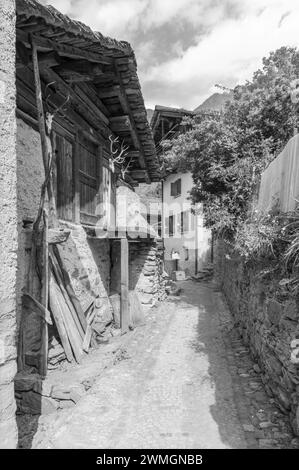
[27, 280, 295, 449]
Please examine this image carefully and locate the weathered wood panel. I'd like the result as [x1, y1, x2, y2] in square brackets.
[79, 136, 99, 223]
[55, 133, 74, 221]
[258, 134, 299, 213]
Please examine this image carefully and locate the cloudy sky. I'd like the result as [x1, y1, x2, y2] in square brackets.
[41, 0, 299, 110]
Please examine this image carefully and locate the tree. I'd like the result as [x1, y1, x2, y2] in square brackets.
[162, 47, 299, 237]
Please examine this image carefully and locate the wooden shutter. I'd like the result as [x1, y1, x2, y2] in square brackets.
[170, 179, 182, 197]
[169, 214, 174, 237]
[170, 182, 175, 196]
[183, 211, 189, 233]
[53, 133, 74, 222]
[179, 212, 183, 235]
[177, 178, 181, 195]
[79, 135, 99, 225]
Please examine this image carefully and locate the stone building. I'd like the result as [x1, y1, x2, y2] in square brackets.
[151, 105, 211, 276]
[0, 0, 161, 448]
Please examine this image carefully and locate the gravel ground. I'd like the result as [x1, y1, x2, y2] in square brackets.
[18, 280, 298, 449]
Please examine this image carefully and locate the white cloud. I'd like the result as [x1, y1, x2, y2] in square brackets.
[143, 0, 299, 108]
[42, 0, 237, 38]
[41, 0, 299, 109]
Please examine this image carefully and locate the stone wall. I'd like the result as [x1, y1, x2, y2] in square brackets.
[215, 240, 299, 435]
[111, 240, 166, 306]
[0, 0, 18, 448]
[57, 222, 113, 332]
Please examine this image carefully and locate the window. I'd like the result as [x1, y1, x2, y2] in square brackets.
[52, 132, 116, 229]
[169, 213, 175, 237]
[170, 178, 181, 197]
[180, 210, 189, 234]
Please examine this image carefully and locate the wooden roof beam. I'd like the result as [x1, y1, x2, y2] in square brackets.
[109, 115, 131, 133]
[17, 28, 114, 65]
[130, 170, 149, 180]
[38, 66, 109, 135]
[126, 150, 141, 159]
[97, 85, 140, 99]
[114, 60, 150, 183]
[54, 60, 104, 78]
[98, 85, 120, 99]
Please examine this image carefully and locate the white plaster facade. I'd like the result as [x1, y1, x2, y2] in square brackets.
[162, 171, 211, 275]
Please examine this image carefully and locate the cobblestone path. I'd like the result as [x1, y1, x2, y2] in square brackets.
[32, 281, 296, 449]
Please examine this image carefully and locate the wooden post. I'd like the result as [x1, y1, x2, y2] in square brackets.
[120, 237, 129, 334]
[195, 212, 198, 274]
[31, 39, 57, 228]
[73, 130, 80, 224]
[39, 209, 49, 376]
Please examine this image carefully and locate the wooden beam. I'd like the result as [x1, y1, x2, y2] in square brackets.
[40, 210, 49, 377]
[80, 83, 110, 117]
[39, 67, 109, 137]
[17, 28, 114, 65]
[114, 60, 151, 183]
[130, 169, 149, 180]
[31, 39, 57, 228]
[17, 66, 101, 139]
[55, 60, 104, 77]
[121, 237, 129, 334]
[37, 51, 60, 69]
[109, 115, 131, 132]
[16, 40, 29, 66]
[126, 150, 141, 159]
[97, 85, 120, 99]
[73, 85, 109, 125]
[73, 131, 80, 224]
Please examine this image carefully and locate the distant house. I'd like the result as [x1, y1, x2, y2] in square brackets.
[151, 105, 211, 276]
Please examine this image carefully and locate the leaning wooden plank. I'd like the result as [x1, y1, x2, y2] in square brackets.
[121, 237, 129, 334]
[82, 305, 96, 353]
[53, 278, 83, 364]
[49, 249, 85, 341]
[31, 38, 57, 228]
[40, 210, 49, 377]
[22, 293, 52, 325]
[49, 275, 74, 363]
[53, 244, 87, 332]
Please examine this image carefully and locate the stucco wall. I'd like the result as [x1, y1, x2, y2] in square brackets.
[0, 0, 18, 448]
[17, 118, 44, 222]
[16, 118, 44, 328]
[163, 171, 211, 275]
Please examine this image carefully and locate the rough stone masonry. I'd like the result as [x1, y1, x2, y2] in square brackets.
[0, 0, 18, 449]
[215, 240, 299, 437]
